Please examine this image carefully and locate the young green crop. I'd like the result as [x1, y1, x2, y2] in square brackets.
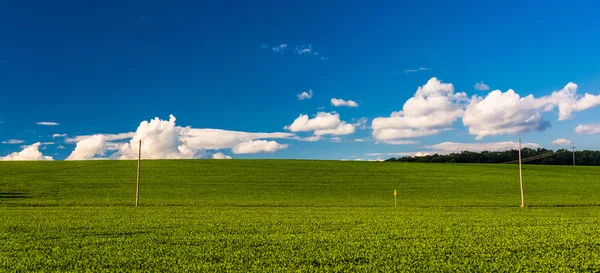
[1, 160, 599, 271]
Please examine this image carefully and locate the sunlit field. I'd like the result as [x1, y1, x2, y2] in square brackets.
[1, 160, 599, 271]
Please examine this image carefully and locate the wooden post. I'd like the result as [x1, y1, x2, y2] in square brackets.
[136, 140, 141, 208]
[518, 137, 524, 208]
[394, 189, 397, 207]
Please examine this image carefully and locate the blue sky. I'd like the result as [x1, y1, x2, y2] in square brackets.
[1, 0, 600, 160]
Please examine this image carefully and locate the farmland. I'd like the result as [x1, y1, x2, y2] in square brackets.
[1, 160, 600, 272]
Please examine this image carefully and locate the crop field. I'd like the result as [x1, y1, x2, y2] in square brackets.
[1, 160, 600, 272]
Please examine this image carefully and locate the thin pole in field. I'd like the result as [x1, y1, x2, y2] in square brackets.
[571, 145, 576, 166]
[518, 137, 524, 208]
[394, 189, 397, 207]
[136, 140, 141, 208]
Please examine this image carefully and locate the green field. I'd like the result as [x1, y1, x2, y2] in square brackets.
[1, 160, 600, 272]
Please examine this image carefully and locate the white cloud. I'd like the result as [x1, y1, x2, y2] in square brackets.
[534, 82, 600, 121]
[331, 98, 359, 107]
[285, 112, 355, 136]
[463, 82, 600, 139]
[405, 67, 430, 74]
[2, 142, 53, 161]
[212, 152, 232, 159]
[57, 145, 65, 149]
[474, 81, 490, 91]
[295, 45, 313, 55]
[551, 138, 571, 145]
[2, 139, 24, 144]
[66, 135, 107, 160]
[378, 140, 419, 145]
[354, 138, 370, 142]
[463, 90, 550, 140]
[294, 135, 321, 142]
[272, 44, 288, 52]
[65, 115, 294, 160]
[231, 140, 288, 154]
[65, 132, 135, 143]
[575, 124, 600, 135]
[37, 122, 59, 126]
[297, 89, 313, 100]
[183, 129, 294, 150]
[372, 77, 466, 141]
[41, 142, 55, 145]
[352, 117, 368, 130]
[52, 134, 67, 138]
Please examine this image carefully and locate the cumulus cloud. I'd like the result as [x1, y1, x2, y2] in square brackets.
[212, 152, 232, 159]
[575, 124, 600, 135]
[297, 89, 313, 100]
[2, 139, 24, 144]
[551, 138, 571, 145]
[464, 82, 599, 139]
[52, 134, 67, 138]
[534, 82, 600, 120]
[331, 98, 359, 107]
[372, 77, 467, 141]
[232, 140, 288, 154]
[66, 135, 107, 160]
[285, 112, 355, 136]
[352, 117, 368, 130]
[474, 81, 490, 91]
[37, 122, 59, 126]
[463, 90, 551, 140]
[65, 115, 293, 160]
[2, 142, 53, 161]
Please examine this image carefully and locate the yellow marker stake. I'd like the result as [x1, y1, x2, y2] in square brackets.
[394, 189, 397, 207]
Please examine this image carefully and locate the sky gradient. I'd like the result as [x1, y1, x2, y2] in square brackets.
[1, 0, 600, 160]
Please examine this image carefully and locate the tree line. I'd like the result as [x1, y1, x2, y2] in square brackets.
[385, 148, 600, 166]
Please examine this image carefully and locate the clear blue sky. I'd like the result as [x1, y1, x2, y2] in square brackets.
[1, 0, 600, 160]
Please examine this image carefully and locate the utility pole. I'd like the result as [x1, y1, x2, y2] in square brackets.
[136, 140, 141, 208]
[571, 145, 576, 166]
[518, 137, 524, 208]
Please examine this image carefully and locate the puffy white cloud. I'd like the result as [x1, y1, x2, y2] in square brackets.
[474, 81, 490, 91]
[575, 124, 600, 135]
[2, 142, 53, 161]
[2, 139, 24, 144]
[37, 121, 59, 126]
[212, 152, 232, 159]
[285, 112, 356, 136]
[65, 115, 294, 160]
[534, 82, 600, 120]
[330, 137, 342, 142]
[66, 135, 107, 160]
[331, 98, 359, 107]
[231, 140, 288, 154]
[551, 138, 571, 145]
[294, 135, 321, 142]
[372, 78, 466, 141]
[464, 82, 600, 139]
[297, 89, 313, 100]
[463, 90, 550, 140]
[52, 134, 67, 138]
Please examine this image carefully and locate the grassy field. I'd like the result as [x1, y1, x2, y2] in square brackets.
[1, 160, 600, 272]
